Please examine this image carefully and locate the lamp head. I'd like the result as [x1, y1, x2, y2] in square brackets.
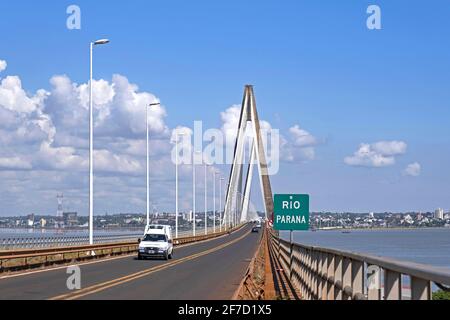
[94, 39, 110, 45]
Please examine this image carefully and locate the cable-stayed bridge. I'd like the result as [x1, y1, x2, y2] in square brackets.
[0, 86, 448, 300]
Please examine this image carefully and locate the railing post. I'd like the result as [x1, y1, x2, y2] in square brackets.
[411, 277, 431, 300]
[342, 258, 352, 300]
[304, 248, 310, 300]
[301, 248, 307, 297]
[384, 270, 402, 300]
[277, 234, 281, 260]
[316, 252, 322, 299]
[289, 231, 293, 281]
[367, 265, 381, 300]
[313, 250, 319, 300]
[352, 260, 364, 299]
[334, 255, 343, 300]
[320, 252, 328, 300]
[319, 252, 328, 300]
[327, 254, 335, 300]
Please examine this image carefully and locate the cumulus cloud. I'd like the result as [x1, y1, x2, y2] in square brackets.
[0, 76, 48, 114]
[289, 125, 318, 148]
[0, 68, 180, 215]
[219, 106, 319, 163]
[0, 71, 171, 176]
[345, 141, 407, 167]
[283, 124, 319, 162]
[403, 162, 421, 177]
[0, 66, 322, 215]
[45, 74, 168, 142]
[0, 60, 6, 72]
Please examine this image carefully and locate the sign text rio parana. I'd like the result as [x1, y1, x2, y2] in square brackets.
[273, 194, 310, 231]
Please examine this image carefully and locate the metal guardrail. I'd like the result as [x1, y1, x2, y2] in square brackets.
[0, 234, 141, 250]
[0, 228, 218, 250]
[270, 230, 450, 300]
[0, 225, 246, 273]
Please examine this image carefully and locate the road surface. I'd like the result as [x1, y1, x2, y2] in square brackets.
[0, 225, 261, 300]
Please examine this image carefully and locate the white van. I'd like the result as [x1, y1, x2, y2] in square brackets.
[138, 225, 174, 260]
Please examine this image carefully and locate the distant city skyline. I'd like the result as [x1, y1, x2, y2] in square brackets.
[1, 1, 450, 216]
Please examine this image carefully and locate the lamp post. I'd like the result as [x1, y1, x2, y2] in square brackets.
[147, 102, 160, 228]
[193, 150, 201, 237]
[213, 170, 218, 234]
[204, 162, 208, 235]
[219, 176, 224, 232]
[89, 38, 109, 246]
[175, 131, 185, 239]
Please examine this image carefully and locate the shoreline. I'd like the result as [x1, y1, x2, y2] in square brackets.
[312, 226, 450, 232]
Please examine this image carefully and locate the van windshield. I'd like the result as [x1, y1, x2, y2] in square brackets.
[143, 234, 167, 242]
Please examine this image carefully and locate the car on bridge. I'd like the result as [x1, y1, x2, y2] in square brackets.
[138, 225, 174, 260]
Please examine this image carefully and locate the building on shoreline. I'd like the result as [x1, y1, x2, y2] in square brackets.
[435, 208, 444, 220]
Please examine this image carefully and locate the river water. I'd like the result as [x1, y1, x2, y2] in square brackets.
[281, 228, 450, 268]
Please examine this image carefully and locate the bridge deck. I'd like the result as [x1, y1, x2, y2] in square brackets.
[0, 225, 261, 300]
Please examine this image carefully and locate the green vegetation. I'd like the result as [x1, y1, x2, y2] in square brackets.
[432, 290, 450, 300]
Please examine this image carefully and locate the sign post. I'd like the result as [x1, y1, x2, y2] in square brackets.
[273, 194, 310, 280]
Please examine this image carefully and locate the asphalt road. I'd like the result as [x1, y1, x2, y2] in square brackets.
[0, 225, 261, 300]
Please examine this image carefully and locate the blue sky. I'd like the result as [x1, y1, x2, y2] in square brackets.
[0, 0, 449, 216]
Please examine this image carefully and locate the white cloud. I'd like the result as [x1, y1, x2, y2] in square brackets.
[371, 141, 407, 156]
[0, 71, 172, 177]
[1, 67, 325, 215]
[0, 157, 32, 170]
[220, 106, 319, 163]
[94, 149, 143, 175]
[0, 69, 180, 215]
[0, 60, 6, 72]
[220, 105, 241, 147]
[403, 162, 421, 177]
[345, 141, 407, 168]
[289, 125, 318, 147]
[0, 76, 47, 114]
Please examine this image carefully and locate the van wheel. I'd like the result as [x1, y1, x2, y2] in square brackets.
[164, 252, 169, 260]
[169, 252, 173, 259]
[137, 254, 142, 260]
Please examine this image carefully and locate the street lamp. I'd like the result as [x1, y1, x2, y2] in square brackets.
[213, 170, 220, 233]
[174, 131, 185, 239]
[193, 150, 201, 237]
[89, 38, 110, 246]
[220, 177, 224, 231]
[146, 102, 160, 228]
[204, 162, 208, 235]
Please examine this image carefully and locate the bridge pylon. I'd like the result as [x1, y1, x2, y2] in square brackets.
[222, 85, 274, 227]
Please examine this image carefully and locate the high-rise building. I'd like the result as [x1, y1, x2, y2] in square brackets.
[435, 208, 444, 220]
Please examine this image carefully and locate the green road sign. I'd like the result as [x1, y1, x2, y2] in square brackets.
[274, 194, 310, 231]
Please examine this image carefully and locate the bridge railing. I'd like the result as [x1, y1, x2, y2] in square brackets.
[0, 228, 219, 250]
[0, 225, 246, 273]
[270, 230, 450, 300]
